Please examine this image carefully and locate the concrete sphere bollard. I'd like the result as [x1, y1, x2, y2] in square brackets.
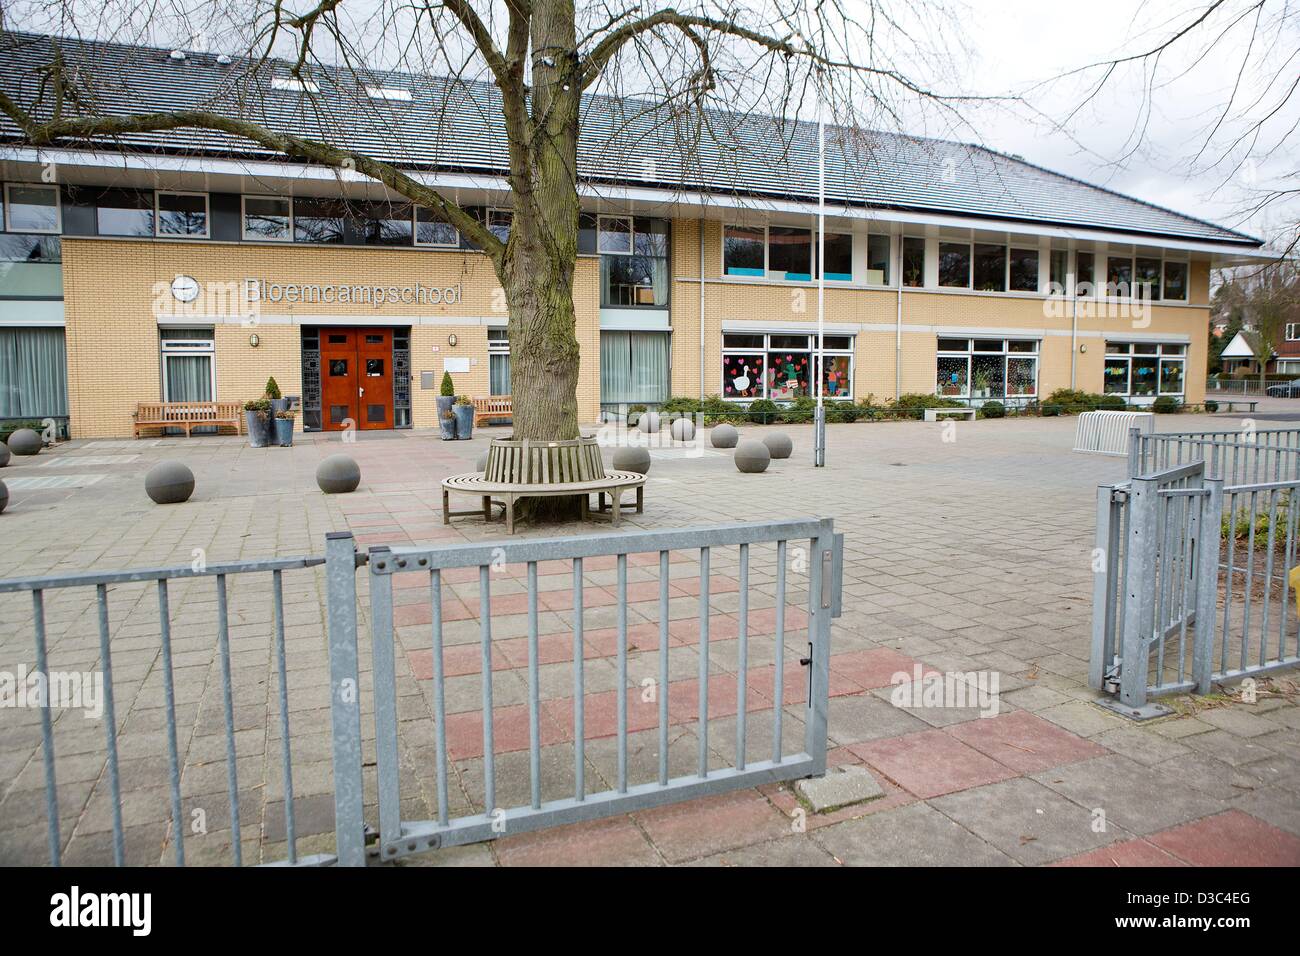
[710, 423, 739, 448]
[636, 411, 661, 433]
[669, 417, 695, 442]
[734, 439, 770, 474]
[145, 460, 195, 505]
[0, 442, 10, 468]
[7, 429, 42, 456]
[612, 445, 651, 475]
[763, 431, 793, 460]
[0, 479, 7, 514]
[316, 454, 361, 494]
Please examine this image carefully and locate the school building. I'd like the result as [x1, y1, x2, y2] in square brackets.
[0, 32, 1272, 438]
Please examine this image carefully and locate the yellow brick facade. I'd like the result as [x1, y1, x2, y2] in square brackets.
[58, 223, 1211, 437]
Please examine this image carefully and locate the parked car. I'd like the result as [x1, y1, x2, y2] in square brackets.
[1266, 379, 1300, 398]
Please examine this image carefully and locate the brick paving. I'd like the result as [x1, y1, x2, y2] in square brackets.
[1, 410, 1299, 866]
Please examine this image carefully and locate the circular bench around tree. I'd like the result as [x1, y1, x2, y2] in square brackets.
[442, 436, 645, 534]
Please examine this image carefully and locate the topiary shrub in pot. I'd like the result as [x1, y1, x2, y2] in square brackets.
[274, 409, 295, 446]
[980, 401, 1005, 419]
[436, 371, 456, 427]
[265, 377, 290, 415]
[453, 395, 475, 439]
[244, 399, 271, 447]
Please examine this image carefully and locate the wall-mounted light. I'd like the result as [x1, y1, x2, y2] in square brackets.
[448, 333, 458, 347]
[249, 333, 260, 348]
[1079, 344, 1088, 354]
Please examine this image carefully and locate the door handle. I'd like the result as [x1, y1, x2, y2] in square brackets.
[359, 386, 365, 397]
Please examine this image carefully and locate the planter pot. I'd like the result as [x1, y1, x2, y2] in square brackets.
[439, 414, 457, 440]
[270, 398, 291, 415]
[453, 405, 474, 440]
[274, 418, 294, 447]
[436, 395, 455, 418]
[245, 411, 270, 448]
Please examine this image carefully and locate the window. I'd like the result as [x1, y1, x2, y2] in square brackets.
[159, 328, 215, 407]
[935, 337, 1039, 401]
[415, 207, 458, 247]
[1049, 250, 1068, 293]
[96, 189, 154, 237]
[721, 331, 855, 402]
[723, 225, 765, 276]
[902, 237, 926, 287]
[4, 184, 60, 233]
[1134, 257, 1161, 299]
[600, 217, 669, 307]
[939, 242, 971, 288]
[601, 331, 669, 406]
[1163, 261, 1188, 301]
[1103, 342, 1186, 397]
[243, 195, 292, 240]
[348, 201, 413, 245]
[0, 233, 62, 297]
[818, 233, 853, 281]
[294, 198, 346, 243]
[866, 234, 890, 285]
[272, 76, 319, 93]
[1077, 252, 1095, 296]
[1009, 248, 1038, 292]
[1287, 323, 1300, 342]
[488, 328, 511, 396]
[487, 209, 512, 242]
[1107, 256, 1133, 295]
[365, 86, 412, 101]
[768, 227, 812, 280]
[156, 192, 209, 238]
[0, 326, 67, 418]
[973, 243, 1005, 292]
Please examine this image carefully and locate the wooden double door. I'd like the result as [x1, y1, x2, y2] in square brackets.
[320, 328, 394, 431]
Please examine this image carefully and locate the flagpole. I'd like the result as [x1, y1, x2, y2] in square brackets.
[814, 80, 827, 467]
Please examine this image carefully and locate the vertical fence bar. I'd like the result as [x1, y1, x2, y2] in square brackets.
[1193, 479, 1223, 692]
[616, 553, 628, 794]
[270, 570, 296, 864]
[368, 548, 402, 850]
[697, 546, 711, 778]
[1242, 491, 1258, 671]
[479, 564, 495, 814]
[1090, 486, 1117, 690]
[94, 583, 124, 866]
[324, 532, 365, 867]
[1222, 489, 1237, 673]
[572, 557, 585, 802]
[31, 589, 60, 866]
[774, 541, 787, 764]
[527, 561, 541, 810]
[1261, 489, 1280, 667]
[1120, 477, 1158, 708]
[214, 574, 241, 866]
[156, 579, 185, 866]
[803, 524, 834, 773]
[736, 543, 749, 771]
[657, 550, 669, 788]
[430, 569, 449, 827]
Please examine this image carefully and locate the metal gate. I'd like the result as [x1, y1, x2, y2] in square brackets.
[1091, 428, 1300, 715]
[0, 519, 840, 866]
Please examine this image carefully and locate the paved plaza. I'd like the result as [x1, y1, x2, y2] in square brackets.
[2, 409, 1299, 866]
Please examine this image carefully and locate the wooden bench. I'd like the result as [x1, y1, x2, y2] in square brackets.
[1215, 399, 1259, 413]
[442, 472, 645, 534]
[923, 407, 976, 422]
[473, 395, 513, 426]
[134, 401, 244, 437]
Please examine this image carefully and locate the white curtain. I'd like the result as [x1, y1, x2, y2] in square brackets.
[0, 326, 68, 417]
[650, 257, 669, 306]
[600, 331, 669, 404]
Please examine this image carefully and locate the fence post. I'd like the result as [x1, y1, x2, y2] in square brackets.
[325, 531, 367, 867]
[1089, 485, 1118, 691]
[1126, 427, 1142, 479]
[1193, 479, 1224, 693]
[1119, 477, 1158, 708]
[803, 520, 835, 775]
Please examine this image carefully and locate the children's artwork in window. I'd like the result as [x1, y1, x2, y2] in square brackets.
[821, 355, 851, 397]
[766, 352, 809, 400]
[723, 354, 765, 398]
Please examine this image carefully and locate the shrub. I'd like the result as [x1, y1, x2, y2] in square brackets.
[1042, 389, 1097, 415]
[980, 401, 1005, 419]
[661, 396, 702, 414]
[746, 399, 779, 423]
[826, 401, 862, 423]
[264, 377, 282, 400]
[780, 396, 818, 423]
[1152, 395, 1182, 414]
[1205, 400, 1219, 413]
[888, 393, 966, 419]
[440, 372, 455, 397]
[700, 394, 735, 423]
[1095, 393, 1127, 411]
[454, 395, 473, 406]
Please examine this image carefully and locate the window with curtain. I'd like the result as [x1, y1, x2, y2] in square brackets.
[160, 328, 215, 403]
[600, 331, 669, 405]
[488, 329, 511, 396]
[600, 217, 669, 307]
[0, 326, 68, 417]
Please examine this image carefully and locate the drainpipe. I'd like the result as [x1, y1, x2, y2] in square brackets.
[895, 238, 903, 401]
[699, 215, 707, 400]
[1070, 292, 1079, 390]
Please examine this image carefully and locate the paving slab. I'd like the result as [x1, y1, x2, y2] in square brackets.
[813, 802, 1016, 867]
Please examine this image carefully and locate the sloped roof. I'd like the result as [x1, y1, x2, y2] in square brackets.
[0, 30, 1262, 247]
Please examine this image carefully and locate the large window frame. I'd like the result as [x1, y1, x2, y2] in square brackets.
[159, 329, 217, 403]
[721, 331, 856, 402]
[487, 328, 511, 396]
[3, 183, 62, 234]
[599, 216, 670, 308]
[1103, 254, 1191, 302]
[935, 337, 1040, 401]
[154, 191, 210, 239]
[1104, 341, 1186, 398]
[241, 194, 293, 241]
[722, 224, 853, 283]
[935, 240, 1039, 293]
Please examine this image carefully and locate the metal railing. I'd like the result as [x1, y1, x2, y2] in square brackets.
[1130, 426, 1300, 486]
[356, 519, 840, 864]
[0, 554, 330, 867]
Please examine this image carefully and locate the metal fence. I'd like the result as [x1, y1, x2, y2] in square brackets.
[357, 519, 840, 864]
[0, 519, 841, 866]
[1129, 426, 1300, 486]
[1092, 428, 1300, 712]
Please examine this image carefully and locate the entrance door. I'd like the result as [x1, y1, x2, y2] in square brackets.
[320, 328, 393, 430]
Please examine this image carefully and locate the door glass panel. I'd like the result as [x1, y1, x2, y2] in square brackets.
[328, 333, 348, 344]
[330, 405, 348, 424]
[365, 334, 384, 344]
[367, 404, 386, 423]
[366, 358, 385, 376]
[329, 359, 348, 376]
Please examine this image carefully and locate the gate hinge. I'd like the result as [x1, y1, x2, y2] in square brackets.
[1103, 655, 1121, 694]
[1110, 488, 1129, 504]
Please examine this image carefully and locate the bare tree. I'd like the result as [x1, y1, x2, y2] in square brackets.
[0, 0, 990, 513]
[1236, 257, 1300, 387]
